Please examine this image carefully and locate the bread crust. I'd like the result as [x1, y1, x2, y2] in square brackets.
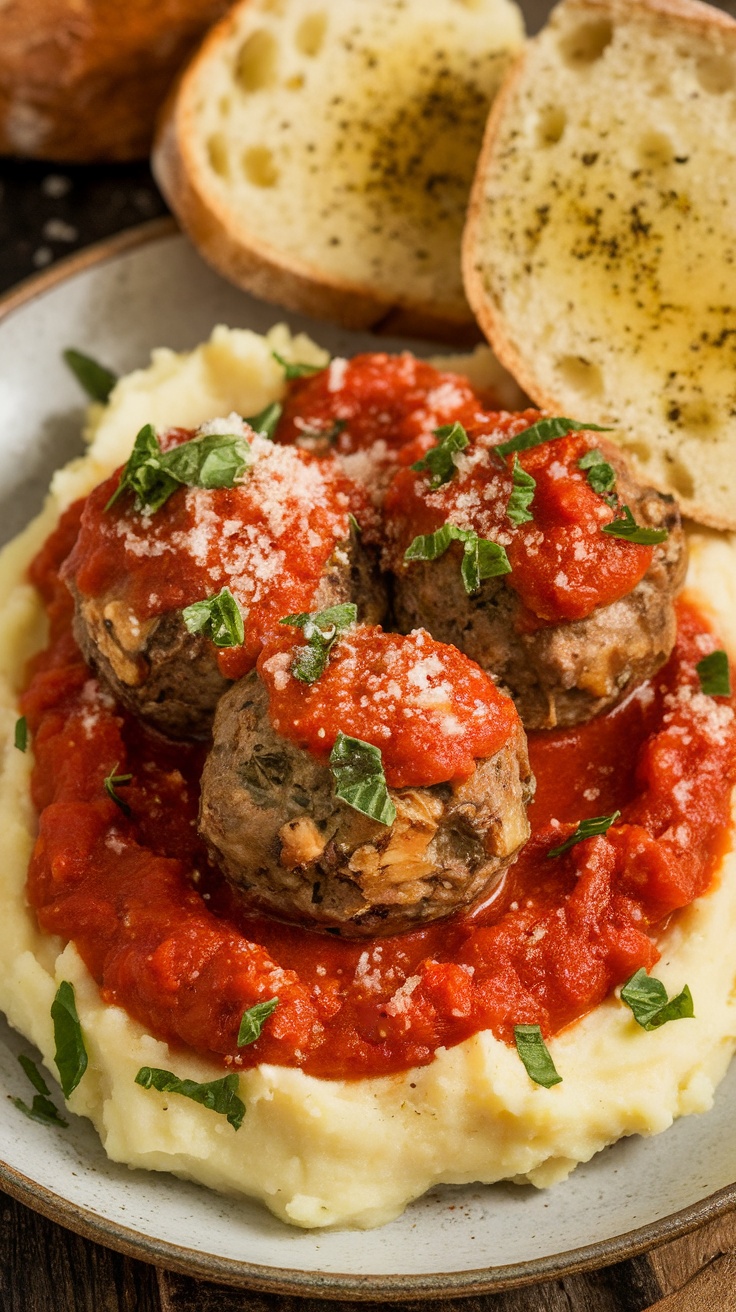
[463, 0, 736, 531]
[152, 0, 499, 344]
[0, 0, 230, 163]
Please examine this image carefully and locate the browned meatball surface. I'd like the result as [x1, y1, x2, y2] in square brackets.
[199, 673, 534, 938]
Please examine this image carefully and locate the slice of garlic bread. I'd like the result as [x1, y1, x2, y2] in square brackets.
[153, 0, 524, 342]
[464, 0, 736, 528]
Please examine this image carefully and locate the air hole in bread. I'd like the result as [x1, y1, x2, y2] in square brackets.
[219, 95, 232, 118]
[207, 133, 230, 178]
[558, 20, 613, 68]
[536, 106, 567, 146]
[555, 354, 604, 399]
[235, 29, 279, 92]
[621, 439, 652, 464]
[666, 459, 695, 501]
[637, 131, 675, 170]
[696, 53, 734, 94]
[675, 400, 718, 437]
[295, 12, 328, 57]
[242, 145, 280, 188]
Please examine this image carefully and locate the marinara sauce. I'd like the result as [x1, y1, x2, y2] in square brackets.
[21, 505, 736, 1079]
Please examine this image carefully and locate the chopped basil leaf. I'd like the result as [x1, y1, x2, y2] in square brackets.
[103, 765, 132, 816]
[134, 1066, 245, 1131]
[404, 522, 511, 595]
[578, 448, 618, 505]
[14, 716, 27, 752]
[514, 1024, 562, 1088]
[279, 603, 357, 684]
[18, 1054, 51, 1096]
[296, 418, 347, 447]
[506, 456, 536, 525]
[600, 504, 668, 545]
[106, 426, 251, 515]
[12, 1094, 68, 1128]
[51, 981, 88, 1099]
[272, 351, 327, 380]
[237, 997, 279, 1047]
[244, 402, 282, 441]
[696, 649, 732, 697]
[620, 969, 694, 1030]
[547, 810, 621, 858]
[495, 417, 611, 458]
[63, 348, 117, 404]
[348, 512, 361, 538]
[411, 422, 469, 489]
[182, 586, 245, 648]
[330, 732, 396, 826]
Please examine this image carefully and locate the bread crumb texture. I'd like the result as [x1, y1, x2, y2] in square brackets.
[1, 327, 735, 1229]
[177, 0, 524, 320]
[466, 0, 736, 528]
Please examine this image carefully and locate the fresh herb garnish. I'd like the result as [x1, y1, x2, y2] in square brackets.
[14, 716, 27, 752]
[411, 422, 469, 489]
[600, 505, 668, 545]
[237, 997, 279, 1047]
[244, 402, 282, 441]
[105, 425, 251, 515]
[696, 650, 731, 697]
[182, 586, 245, 648]
[51, 981, 88, 1099]
[507, 457, 536, 525]
[620, 969, 694, 1030]
[495, 417, 611, 458]
[63, 348, 117, 404]
[272, 351, 327, 380]
[514, 1024, 562, 1088]
[548, 810, 621, 858]
[404, 523, 511, 595]
[279, 603, 357, 684]
[348, 512, 361, 537]
[12, 1055, 68, 1128]
[578, 448, 618, 506]
[134, 1067, 245, 1131]
[103, 765, 133, 816]
[296, 418, 347, 447]
[330, 732, 396, 826]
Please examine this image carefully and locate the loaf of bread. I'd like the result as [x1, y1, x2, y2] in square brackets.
[464, 0, 736, 529]
[0, 0, 229, 162]
[152, 0, 525, 341]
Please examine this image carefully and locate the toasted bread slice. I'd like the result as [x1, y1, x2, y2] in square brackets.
[153, 0, 524, 342]
[464, 0, 736, 529]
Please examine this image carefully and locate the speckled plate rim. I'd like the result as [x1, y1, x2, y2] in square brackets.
[0, 220, 735, 1300]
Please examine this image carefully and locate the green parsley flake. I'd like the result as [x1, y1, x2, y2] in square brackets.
[51, 981, 88, 1099]
[547, 811, 621, 858]
[620, 969, 694, 1030]
[696, 650, 731, 697]
[577, 448, 618, 505]
[182, 586, 245, 648]
[63, 348, 117, 403]
[135, 1067, 245, 1130]
[14, 716, 27, 752]
[514, 1024, 562, 1087]
[411, 422, 469, 489]
[330, 732, 396, 826]
[279, 604, 357, 684]
[506, 457, 536, 525]
[404, 523, 511, 595]
[237, 998, 279, 1047]
[495, 417, 611, 458]
[600, 505, 668, 545]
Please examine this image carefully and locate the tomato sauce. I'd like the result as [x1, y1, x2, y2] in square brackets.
[258, 625, 520, 789]
[62, 430, 369, 681]
[21, 509, 736, 1079]
[383, 419, 654, 623]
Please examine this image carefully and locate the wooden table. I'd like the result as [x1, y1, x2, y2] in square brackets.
[1, 1189, 736, 1311]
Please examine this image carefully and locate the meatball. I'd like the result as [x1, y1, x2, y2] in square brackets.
[386, 425, 687, 729]
[63, 422, 384, 739]
[199, 638, 534, 938]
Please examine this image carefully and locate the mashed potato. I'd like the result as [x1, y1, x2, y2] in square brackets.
[0, 325, 734, 1231]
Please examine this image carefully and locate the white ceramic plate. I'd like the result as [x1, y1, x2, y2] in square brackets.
[1, 221, 735, 1299]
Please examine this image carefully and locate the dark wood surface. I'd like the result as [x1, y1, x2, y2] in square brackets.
[3, 73, 736, 1308]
